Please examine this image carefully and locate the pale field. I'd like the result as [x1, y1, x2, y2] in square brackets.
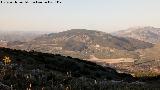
[87, 55, 134, 64]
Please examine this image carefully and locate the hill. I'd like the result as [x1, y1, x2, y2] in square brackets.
[0, 47, 123, 79]
[113, 26, 160, 43]
[137, 44, 160, 59]
[8, 29, 153, 60]
[0, 47, 160, 89]
[0, 47, 136, 89]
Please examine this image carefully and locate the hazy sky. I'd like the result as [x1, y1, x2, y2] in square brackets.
[0, 0, 160, 32]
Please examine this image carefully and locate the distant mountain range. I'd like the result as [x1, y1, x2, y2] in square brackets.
[0, 30, 51, 42]
[113, 26, 160, 43]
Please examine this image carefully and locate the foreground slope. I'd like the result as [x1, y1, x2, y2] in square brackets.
[0, 48, 160, 90]
[0, 47, 132, 80]
[0, 47, 134, 89]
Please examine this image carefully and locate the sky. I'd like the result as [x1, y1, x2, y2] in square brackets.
[0, 0, 160, 32]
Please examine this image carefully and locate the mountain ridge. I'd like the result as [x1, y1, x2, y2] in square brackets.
[113, 26, 160, 43]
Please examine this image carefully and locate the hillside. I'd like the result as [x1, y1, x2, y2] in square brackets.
[137, 44, 160, 59]
[0, 47, 160, 90]
[113, 26, 160, 43]
[33, 29, 153, 51]
[0, 47, 137, 89]
[111, 43, 160, 78]
[0, 47, 123, 79]
[8, 29, 153, 60]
